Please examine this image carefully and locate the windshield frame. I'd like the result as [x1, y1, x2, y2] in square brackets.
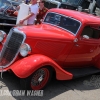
[43, 12, 82, 36]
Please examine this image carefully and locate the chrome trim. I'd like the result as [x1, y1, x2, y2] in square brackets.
[0, 69, 7, 72]
[0, 23, 16, 27]
[0, 28, 26, 68]
[43, 12, 82, 36]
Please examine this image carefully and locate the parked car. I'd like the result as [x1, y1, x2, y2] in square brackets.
[44, 0, 100, 15]
[44, 0, 86, 9]
[0, 8, 100, 90]
[59, 0, 97, 14]
[0, 0, 21, 33]
[43, 0, 61, 8]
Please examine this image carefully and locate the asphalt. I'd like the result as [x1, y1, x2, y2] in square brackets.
[0, 8, 100, 100]
[0, 71, 100, 100]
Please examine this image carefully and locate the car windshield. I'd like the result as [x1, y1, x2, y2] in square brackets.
[44, 12, 81, 35]
[0, 0, 11, 13]
[56, 0, 83, 6]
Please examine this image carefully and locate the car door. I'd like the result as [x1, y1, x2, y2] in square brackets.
[64, 25, 100, 68]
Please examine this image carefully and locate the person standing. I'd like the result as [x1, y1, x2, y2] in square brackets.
[35, 0, 48, 24]
[19, 0, 39, 25]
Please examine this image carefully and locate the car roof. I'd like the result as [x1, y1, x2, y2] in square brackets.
[48, 8, 100, 24]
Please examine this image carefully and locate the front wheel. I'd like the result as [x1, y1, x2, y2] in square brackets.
[20, 67, 52, 90]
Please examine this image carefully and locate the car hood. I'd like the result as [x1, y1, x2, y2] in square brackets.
[16, 24, 75, 40]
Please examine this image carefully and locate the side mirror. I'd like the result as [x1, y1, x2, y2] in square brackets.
[82, 35, 89, 39]
[74, 38, 78, 42]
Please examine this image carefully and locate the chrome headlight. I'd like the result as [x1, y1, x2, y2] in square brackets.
[0, 30, 6, 42]
[19, 43, 31, 57]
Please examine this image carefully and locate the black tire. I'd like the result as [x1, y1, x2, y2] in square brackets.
[20, 67, 52, 90]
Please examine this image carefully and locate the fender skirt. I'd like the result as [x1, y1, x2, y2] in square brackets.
[10, 54, 73, 80]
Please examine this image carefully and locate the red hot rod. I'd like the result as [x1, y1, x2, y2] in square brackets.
[0, 8, 100, 90]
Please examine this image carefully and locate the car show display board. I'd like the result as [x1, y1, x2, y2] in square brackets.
[16, 3, 29, 25]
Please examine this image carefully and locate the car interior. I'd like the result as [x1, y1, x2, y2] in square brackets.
[81, 26, 100, 39]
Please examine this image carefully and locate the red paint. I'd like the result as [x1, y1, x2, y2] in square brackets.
[0, 9, 100, 81]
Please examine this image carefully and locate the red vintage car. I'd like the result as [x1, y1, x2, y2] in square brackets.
[0, 8, 100, 90]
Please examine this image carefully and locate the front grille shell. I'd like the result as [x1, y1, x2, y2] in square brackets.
[0, 28, 26, 68]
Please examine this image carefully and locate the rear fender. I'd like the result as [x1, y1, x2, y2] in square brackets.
[10, 54, 73, 80]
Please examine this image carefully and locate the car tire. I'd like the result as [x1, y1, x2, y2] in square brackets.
[20, 67, 52, 90]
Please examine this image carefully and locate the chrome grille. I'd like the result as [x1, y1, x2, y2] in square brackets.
[0, 28, 26, 68]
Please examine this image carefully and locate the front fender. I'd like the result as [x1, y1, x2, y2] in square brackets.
[10, 54, 73, 80]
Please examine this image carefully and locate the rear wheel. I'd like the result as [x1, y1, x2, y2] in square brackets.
[20, 67, 52, 90]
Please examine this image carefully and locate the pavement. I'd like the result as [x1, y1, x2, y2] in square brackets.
[0, 72, 100, 100]
[0, 8, 100, 100]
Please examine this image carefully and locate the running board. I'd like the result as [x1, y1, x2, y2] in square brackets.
[64, 67, 100, 78]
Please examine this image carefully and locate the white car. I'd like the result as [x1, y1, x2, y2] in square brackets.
[44, 0, 100, 16]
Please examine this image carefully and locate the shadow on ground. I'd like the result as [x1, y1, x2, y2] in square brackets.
[0, 71, 100, 100]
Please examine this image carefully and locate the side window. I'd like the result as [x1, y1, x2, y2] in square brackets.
[81, 26, 93, 38]
[92, 28, 100, 39]
[81, 26, 100, 39]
